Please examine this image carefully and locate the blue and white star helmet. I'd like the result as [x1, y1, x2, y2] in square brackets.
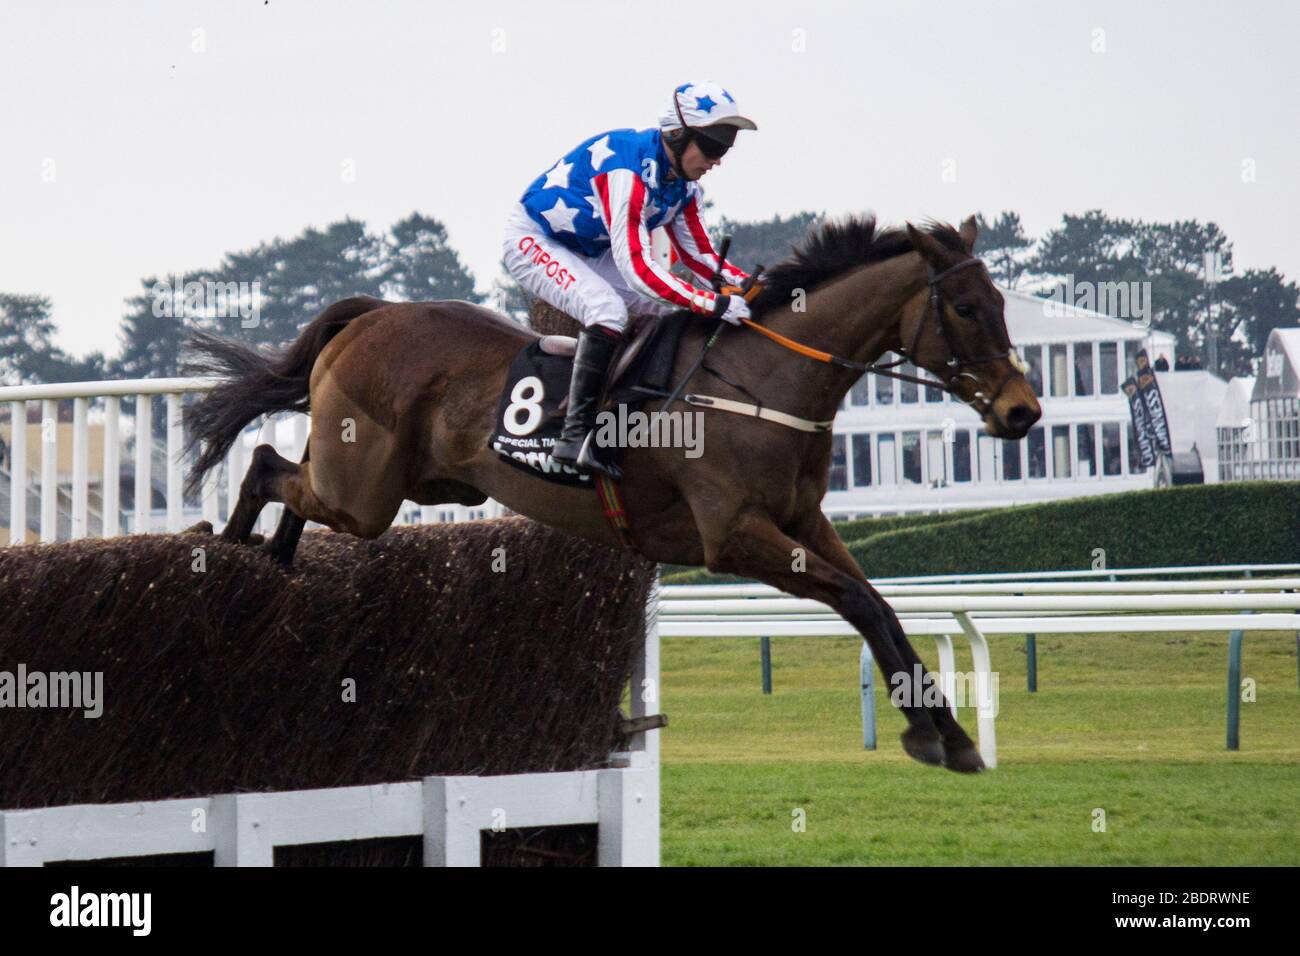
[658, 81, 758, 144]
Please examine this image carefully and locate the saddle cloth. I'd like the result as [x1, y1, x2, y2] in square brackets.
[490, 313, 690, 486]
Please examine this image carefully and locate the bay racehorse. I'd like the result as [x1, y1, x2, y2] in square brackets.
[184, 214, 1041, 772]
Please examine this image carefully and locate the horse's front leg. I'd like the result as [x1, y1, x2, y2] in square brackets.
[695, 506, 945, 768]
[795, 511, 984, 772]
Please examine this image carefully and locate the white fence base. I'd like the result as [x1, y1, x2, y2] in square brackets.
[0, 759, 659, 867]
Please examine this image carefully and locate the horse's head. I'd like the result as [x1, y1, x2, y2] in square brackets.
[901, 217, 1041, 439]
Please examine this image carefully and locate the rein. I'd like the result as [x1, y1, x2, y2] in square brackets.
[737, 256, 1026, 419]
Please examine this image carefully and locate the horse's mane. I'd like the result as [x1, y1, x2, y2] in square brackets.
[750, 215, 967, 312]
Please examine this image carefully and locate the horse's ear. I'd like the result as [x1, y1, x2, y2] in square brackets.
[906, 222, 949, 266]
[959, 215, 978, 252]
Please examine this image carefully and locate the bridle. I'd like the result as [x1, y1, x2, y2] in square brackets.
[738, 255, 1028, 419]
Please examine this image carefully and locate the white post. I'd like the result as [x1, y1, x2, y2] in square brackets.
[292, 413, 308, 460]
[210, 794, 275, 867]
[102, 395, 120, 537]
[227, 431, 244, 525]
[8, 401, 27, 544]
[40, 399, 57, 542]
[954, 612, 998, 769]
[134, 395, 152, 533]
[632, 573, 663, 766]
[201, 459, 220, 529]
[166, 392, 183, 532]
[933, 634, 958, 719]
[71, 396, 88, 539]
[422, 777, 483, 867]
[597, 767, 659, 867]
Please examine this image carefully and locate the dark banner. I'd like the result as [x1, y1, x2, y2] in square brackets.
[1123, 375, 1157, 469]
[1134, 349, 1173, 453]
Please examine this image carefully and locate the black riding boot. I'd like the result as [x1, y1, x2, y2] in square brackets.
[550, 325, 623, 478]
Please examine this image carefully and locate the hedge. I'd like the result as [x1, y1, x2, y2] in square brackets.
[661, 483, 1300, 584]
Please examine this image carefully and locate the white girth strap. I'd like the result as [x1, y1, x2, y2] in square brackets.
[683, 394, 834, 433]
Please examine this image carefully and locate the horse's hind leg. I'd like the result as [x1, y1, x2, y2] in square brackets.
[221, 443, 297, 544]
[264, 446, 311, 566]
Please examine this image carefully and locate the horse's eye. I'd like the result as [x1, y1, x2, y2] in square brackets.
[954, 304, 977, 320]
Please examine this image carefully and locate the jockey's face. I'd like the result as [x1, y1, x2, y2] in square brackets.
[672, 138, 723, 181]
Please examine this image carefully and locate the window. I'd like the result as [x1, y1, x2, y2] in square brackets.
[850, 373, 872, 406]
[953, 431, 972, 482]
[925, 381, 944, 403]
[829, 434, 847, 490]
[1052, 425, 1072, 478]
[1124, 340, 1141, 380]
[1076, 423, 1097, 477]
[1099, 342, 1119, 394]
[926, 432, 946, 484]
[1074, 343, 1094, 396]
[875, 365, 895, 406]
[1102, 422, 1122, 475]
[1027, 427, 1046, 478]
[851, 434, 872, 486]
[899, 363, 919, 404]
[878, 434, 897, 485]
[1050, 345, 1070, 397]
[1022, 345, 1044, 397]
[977, 435, 997, 483]
[901, 432, 922, 484]
[1001, 438, 1022, 480]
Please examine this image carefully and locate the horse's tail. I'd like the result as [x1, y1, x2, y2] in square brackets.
[182, 295, 388, 495]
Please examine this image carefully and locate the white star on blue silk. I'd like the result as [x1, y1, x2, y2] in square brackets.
[585, 193, 605, 222]
[587, 136, 615, 171]
[541, 197, 580, 233]
[643, 198, 660, 221]
[543, 159, 573, 190]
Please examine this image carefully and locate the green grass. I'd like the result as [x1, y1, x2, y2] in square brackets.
[658, 630, 1300, 865]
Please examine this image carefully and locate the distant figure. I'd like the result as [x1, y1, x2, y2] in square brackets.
[1154, 355, 1170, 371]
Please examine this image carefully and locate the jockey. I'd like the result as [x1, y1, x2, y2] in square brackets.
[502, 80, 757, 479]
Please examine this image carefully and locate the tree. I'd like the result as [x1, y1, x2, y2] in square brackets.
[1217, 268, 1300, 374]
[711, 210, 824, 276]
[1025, 210, 1283, 377]
[0, 293, 107, 384]
[382, 213, 481, 303]
[112, 280, 186, 379]
[974, 211, 1034, 288]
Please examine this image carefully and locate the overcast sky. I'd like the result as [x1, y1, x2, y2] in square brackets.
[2, 0, 1297, 360]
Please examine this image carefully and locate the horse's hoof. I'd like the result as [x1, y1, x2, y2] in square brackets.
[183, 520, 213, 535]
[900, 727, 944, 766]
[247, 533, 265, 546]
[943, 744, 986, 774]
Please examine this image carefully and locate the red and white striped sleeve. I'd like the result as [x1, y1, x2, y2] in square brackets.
[593, 169, 719, 315]
[666, 187, 749, 287]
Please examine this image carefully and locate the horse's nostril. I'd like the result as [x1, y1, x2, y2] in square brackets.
[1006, 404, 1038, 433]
